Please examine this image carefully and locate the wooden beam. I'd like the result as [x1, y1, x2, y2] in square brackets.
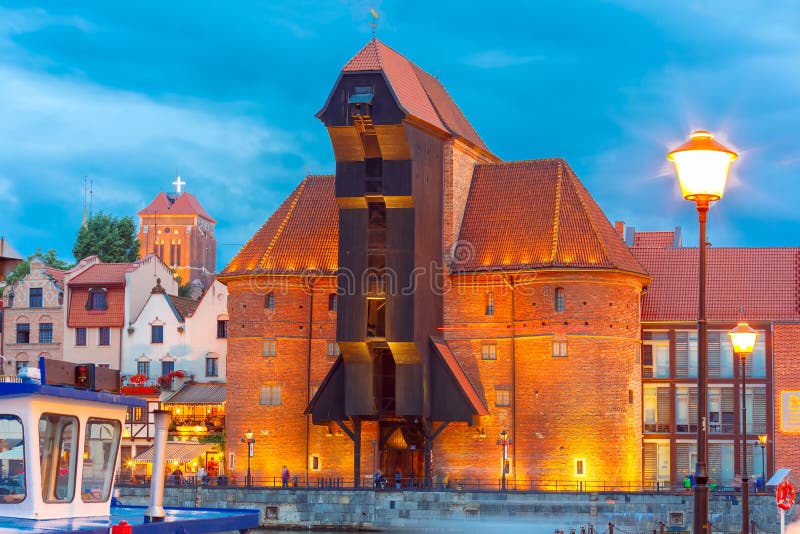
[333, 419, 355, 441]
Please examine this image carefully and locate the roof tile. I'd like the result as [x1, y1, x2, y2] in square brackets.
[138, 192, 215, 223]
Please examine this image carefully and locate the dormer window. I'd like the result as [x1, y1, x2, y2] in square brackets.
[348, 86, 374, 117]
[86, 288, 108, 311]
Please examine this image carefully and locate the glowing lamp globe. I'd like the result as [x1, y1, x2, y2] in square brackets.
[758, 434, 768, 446]
[728, 322, 759, 356]
[245, 429, 253, 441]
[667, 130, 738, 202]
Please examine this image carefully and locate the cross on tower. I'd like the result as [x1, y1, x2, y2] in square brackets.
[173, 175, 186, 193]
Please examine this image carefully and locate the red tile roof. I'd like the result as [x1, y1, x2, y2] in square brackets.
[633, 231, 675, 248]
[68, 286, 125, 327]
[340, 39, 492, 155]
[168, 294, 200, 320]
[453, 159, 648, 276]
[138, 192, 216, 223]
[221, 175, 338, 277]
[44, 266, 66, 286]
[632, 243, 800, 322]
[68, 263, 133, 286]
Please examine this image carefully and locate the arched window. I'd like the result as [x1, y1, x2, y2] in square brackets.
[554, 287, 565, 312]
[485, 291, 494, 316]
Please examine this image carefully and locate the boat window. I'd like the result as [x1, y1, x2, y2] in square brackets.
[0, 415, 25, 504]
[39, 413, 79, 503]
[81, 418, 121, 502]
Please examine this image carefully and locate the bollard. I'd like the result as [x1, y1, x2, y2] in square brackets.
[581, 526, 586, 534]
[659, 521, 665, 534]
[589, 525, 594, 534]
[608, 523, 614, 534]
[111, 520, 133, 534]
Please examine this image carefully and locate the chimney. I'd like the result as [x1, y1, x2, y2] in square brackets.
[614, 221, 625, 238]
[673, 226, 682, 248]
[624, 226, 636, 247]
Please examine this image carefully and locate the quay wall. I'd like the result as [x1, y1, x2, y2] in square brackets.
[117, 487, 793, 532]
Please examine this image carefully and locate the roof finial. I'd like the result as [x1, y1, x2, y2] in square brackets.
[369, 6, 379, 38]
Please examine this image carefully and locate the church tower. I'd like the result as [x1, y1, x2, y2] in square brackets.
[137, 177, 216, 288]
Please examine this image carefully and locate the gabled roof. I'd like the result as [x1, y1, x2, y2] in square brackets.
[138, 191, 216, 223]
[0, 237, 22, 260]
[44, 266, 66, 287]
[68, 263, 134, 286]
[167, 294, 200, 321]
[338, 39, 492, 155]
[221, 175, 338, 277]
[632, 239, 800, 322]
[453, 159, 648, 276]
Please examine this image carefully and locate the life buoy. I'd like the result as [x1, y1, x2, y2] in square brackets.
[776, 481, 795, 511]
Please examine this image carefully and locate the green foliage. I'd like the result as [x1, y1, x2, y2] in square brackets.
[198, 431, 226, 451]
[2, 248, 72, 295]
[178, 283, 194, 298]
[73, 212, 140, 263]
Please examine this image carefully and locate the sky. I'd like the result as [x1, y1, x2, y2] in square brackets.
[1, 1, 799, 268]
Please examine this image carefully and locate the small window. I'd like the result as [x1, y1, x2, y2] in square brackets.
[366, 298, 385, 338]
[327, 341, 340, 358]
[552, 340, 568, 358]
[310, 454, 321, 471]
[98, 327, 110, 346]
[495, 387, 511, 407]
[265, 292, 275, 309]
[75, 327, 87, 346]
[137, 361, 150, 377]
[7, 293, 13, 307]
[481, 342, 497, 360]
[485, 292, 494, 316]
[259, 383, 282, 406]
[575, 458, 586, 477]
[263, 339, 277, 357]
[81, 418, 121, 502]
[216, 319, 228, 339]
[151, 325, 164, 344]
[87, 289, 107, 311]
[328, 293, 337, 311]
[161, 360, 174, 377]
[15, 361, 28, 373]
[16, 323, 30, 344]
[39, 413, 79, 502]
[0, 415, 26, 503]
[29, 288, 43, 308]
[554, 287, 565, 312]
[39, 323, 53, 344]
[205, 356, 219, 377]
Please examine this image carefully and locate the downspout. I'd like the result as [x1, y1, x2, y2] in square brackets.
[306, 280, 315, 485]
[502, 274, 517, 481]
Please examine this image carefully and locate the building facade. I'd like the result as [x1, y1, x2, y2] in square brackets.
[221, 39, 649, 487]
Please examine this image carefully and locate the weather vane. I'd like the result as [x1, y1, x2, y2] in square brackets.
[369, 6, 378, 37]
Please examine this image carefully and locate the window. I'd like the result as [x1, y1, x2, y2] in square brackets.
[265, 292, 275, 309]
[744, 386, 767, 434]
[262, 339, 277, 357]
[552, 340, 568, 357]
[495, 387, 511, 407]
[39, 413, 78, 502]
[127, 406, 146, 423]
[16, 323, 29, 344]
[310, 454, 320, 471]
[366, 298, 385, 337]
[137, 361, 150, 377]
[746, 336, 767, 378]
[81, 418, 121, 502]
[216, 319, 228, 339]
[39, 323, 53, 344]
[643, 386, 670, 432]
[169, 241, 181, 266]
[206, 356, 219, 377]
[485, 292, 494, 316]
[675, 331, 698, 378]
[87, 290, 107, 311]
[0, 415, 25, 502]
[7, 292, 13, 307]
[554, 287, 564, 312]
[675, 386, 698, 433]
[481, 342, 497, 360]
[708, 387, 734, 433]
[643, 340, 670, 378]
[98, 327, 110, 346]
[161, 360, 174, 377]
[29, 288, 43, 308]
[327, 341, 340, 358]
[75, 327, 87, 346]
[259, 383, 282, 406]
[328, 293, 337, 311]
[16, 361, 28, 373]
[575, 458, 586, 477]
[151, 325, 164, 344]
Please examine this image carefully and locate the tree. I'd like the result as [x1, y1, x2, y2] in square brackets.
[1, 249, 73, 295]
[73, 212, 140, 263]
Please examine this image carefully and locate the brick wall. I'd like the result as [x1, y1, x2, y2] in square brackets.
[773, 323, 800, 474]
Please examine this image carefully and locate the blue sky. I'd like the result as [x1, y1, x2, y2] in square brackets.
[1, 1, 799, 267]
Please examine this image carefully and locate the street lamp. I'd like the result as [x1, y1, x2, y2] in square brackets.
[668, 130, 738, 534]
[496, 430, 512, 491]
[758, 434, 768, 489]
[241, 429, 255, 487]
[729, 322, 759, 534]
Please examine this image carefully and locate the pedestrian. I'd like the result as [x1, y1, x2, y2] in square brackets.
[395, 467, 402, 489]
[281, 465, 290, 488]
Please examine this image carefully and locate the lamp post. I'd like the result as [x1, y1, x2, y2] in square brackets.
[497, 430, 512, 491]
[758, 434, 768, 489]
[241, 429, 255, 487]
[668, 130, 738, 534]
[729, 322, 759, 534]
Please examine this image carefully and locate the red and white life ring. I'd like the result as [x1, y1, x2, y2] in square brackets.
[776, 481, 795, 511]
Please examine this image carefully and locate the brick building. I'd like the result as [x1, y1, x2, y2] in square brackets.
[220, 39, 650, 487]
[137, 183, 217, 289]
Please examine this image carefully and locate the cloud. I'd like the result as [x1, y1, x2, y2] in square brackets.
[463, 50, 541, 69]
